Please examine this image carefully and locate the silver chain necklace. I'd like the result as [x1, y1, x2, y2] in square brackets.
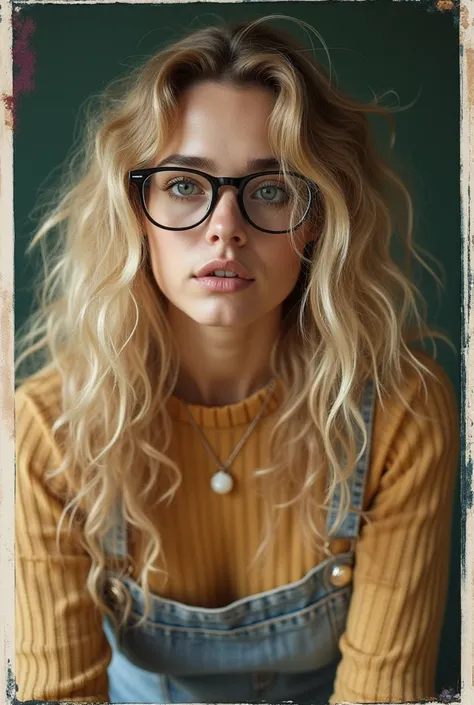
[181, 378, 276, 494]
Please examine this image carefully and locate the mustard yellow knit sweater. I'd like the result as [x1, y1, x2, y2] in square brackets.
[15, 351, 459, 703]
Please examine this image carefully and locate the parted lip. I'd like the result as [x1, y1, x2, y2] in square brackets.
[194, 259, 253, 280]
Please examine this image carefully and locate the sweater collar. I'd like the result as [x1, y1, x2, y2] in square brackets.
[167, 377, 281, 429]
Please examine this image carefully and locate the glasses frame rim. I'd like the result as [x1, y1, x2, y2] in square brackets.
[128, 166, 315, 234]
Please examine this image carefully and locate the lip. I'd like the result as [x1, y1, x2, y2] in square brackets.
[194, 259, 253, 280]
[193, 277, 254, 294]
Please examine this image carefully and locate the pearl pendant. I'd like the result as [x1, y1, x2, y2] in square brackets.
[211, 470, 234, 494]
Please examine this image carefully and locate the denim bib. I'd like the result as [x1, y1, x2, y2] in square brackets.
[103, 380, 375, 703]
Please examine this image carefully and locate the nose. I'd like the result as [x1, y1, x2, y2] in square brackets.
[204, 187, 248, 247]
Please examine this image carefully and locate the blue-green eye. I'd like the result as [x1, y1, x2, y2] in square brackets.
[254, 184, 288, 204]
[171, 181, 199, 197]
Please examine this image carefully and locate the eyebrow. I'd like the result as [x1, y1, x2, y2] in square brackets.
[155, 154, 281, 172]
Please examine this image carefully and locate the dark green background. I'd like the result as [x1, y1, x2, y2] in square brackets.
[13, 1, 461, 695]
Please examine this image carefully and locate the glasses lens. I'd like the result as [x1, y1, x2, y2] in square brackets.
[243, 174, 311, 233]
[143, 170, 213, 229]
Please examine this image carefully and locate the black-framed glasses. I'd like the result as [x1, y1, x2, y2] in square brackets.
[128, 167, 315, 234]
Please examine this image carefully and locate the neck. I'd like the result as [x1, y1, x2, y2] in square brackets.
[169, 305, 281, 406]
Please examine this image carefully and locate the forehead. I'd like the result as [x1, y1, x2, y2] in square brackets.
[159, 81, 277, 174]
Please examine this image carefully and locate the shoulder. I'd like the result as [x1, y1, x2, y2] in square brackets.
[15, 365, 63, 421]
[15, 366, 65, 480]
[366, 348, 459, 503]
[372, 347, 457, 438]
[403, 347, 456, 402]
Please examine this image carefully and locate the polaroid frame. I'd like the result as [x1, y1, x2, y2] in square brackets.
[0, 1, 472, 703]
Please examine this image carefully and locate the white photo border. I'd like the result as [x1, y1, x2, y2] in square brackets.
[1, 1, 472, 703]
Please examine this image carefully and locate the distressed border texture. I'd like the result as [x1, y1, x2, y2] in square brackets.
[0, 1, 472, 704]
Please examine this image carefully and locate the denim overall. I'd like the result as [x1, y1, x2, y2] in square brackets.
[102, 380, 375, 704]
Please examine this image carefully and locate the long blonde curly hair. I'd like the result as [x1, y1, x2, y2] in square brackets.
[15, 15, 453, 622]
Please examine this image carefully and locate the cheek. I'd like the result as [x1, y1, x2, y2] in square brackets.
[264, 240, 303, 289]
[146, 237, 166, 289]
[145, 230, 184, 293]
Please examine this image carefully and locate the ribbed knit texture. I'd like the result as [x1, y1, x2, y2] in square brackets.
[15, 350, 459, 703]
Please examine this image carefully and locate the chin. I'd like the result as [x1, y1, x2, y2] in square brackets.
[189, 302, 258, 328]
[193, 312, 253, 328]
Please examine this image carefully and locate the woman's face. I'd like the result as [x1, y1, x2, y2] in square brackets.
[144, 80, 313, 329]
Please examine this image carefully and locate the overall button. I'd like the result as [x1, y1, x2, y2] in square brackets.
[330, 562, 353, 587]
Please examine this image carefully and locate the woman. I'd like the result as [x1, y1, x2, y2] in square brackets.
[15, 15, 459, 705]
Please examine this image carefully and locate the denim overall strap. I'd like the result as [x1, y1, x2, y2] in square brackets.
[102, 498, 128, 561]
[325, 379, 376, 541]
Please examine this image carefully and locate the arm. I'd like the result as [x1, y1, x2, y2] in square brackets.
[15, 384, 111, 702]
[330, 358, 459, 703]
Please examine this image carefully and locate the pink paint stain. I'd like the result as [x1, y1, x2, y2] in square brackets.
[5, 13, 36, 130]
[2, 94, 14, 129]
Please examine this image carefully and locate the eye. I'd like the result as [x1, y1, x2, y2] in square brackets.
[169, 180, 202, 198]
[161, 176, 208, 199]
[253, 183, 288, 204]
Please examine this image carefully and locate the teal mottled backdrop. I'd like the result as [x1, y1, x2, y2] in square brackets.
[13, 1, 460, 695]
